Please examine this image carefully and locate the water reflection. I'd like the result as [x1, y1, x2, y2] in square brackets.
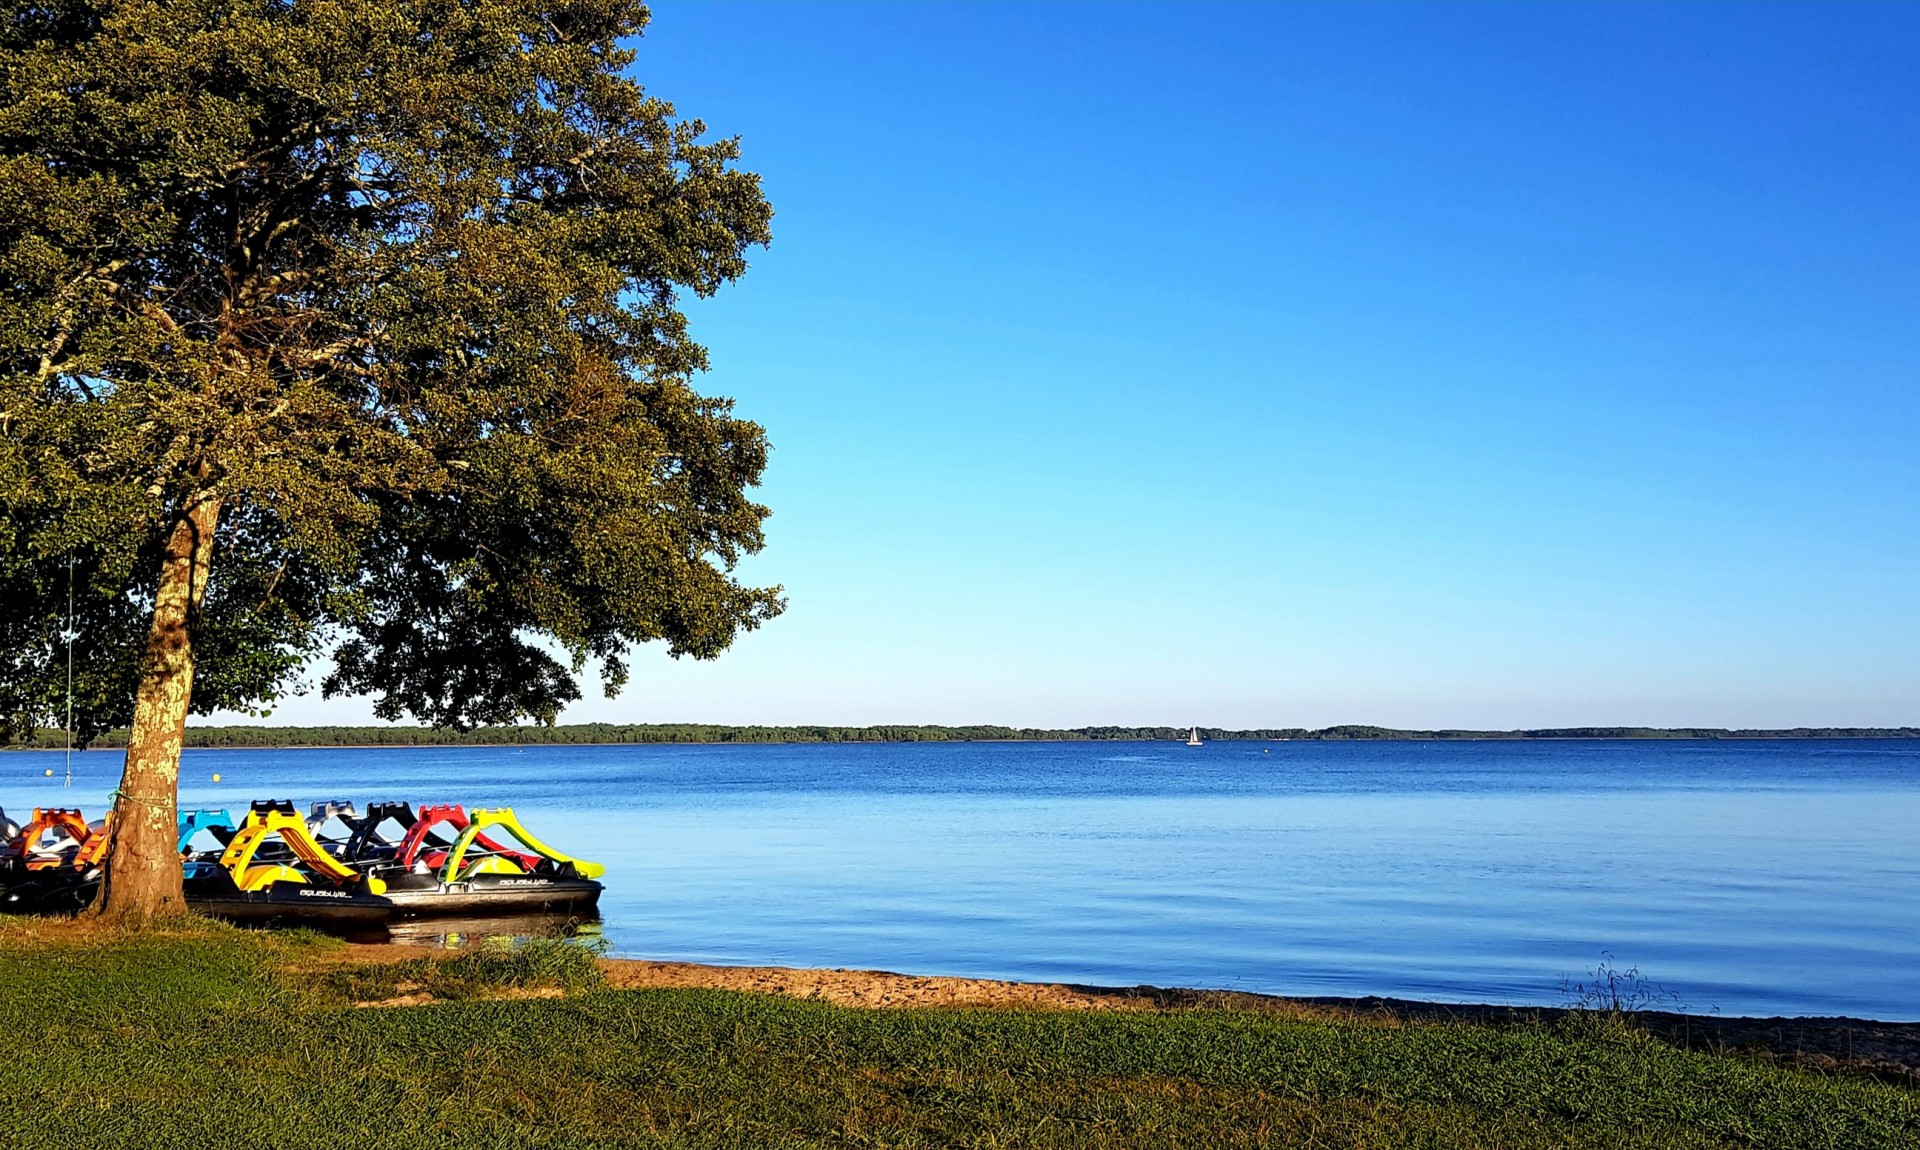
[383, 911, 603, 951]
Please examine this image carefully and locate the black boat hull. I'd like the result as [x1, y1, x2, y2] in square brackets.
[183, 871, 394, 926]
[378, 872, 603, 919]
[186, 892, 393, 926]
[1, 874, 595, 924]
[0, 870, 96, 915]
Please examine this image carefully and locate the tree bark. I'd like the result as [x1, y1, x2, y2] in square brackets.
[96, 492, 221, 924]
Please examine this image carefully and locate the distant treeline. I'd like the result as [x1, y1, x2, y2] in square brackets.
[9, 722, 1918, 749]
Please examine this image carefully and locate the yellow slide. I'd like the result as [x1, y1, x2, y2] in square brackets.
[219, 808, 387, 894]
[439, 808, 606, 883]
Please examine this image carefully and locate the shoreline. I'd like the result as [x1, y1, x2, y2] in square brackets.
[13, 731, 1920, 752]
[341, 942, 1920, 1083]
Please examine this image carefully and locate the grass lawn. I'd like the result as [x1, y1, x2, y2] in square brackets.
[0, 920, 1912, 1149]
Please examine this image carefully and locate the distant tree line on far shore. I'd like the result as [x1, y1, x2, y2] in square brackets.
[7, 723, 1918, 750]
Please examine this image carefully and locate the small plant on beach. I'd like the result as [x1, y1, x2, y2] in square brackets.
[1560, 953, 1688, 1017]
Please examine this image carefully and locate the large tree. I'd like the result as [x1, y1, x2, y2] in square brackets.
[0, 0, 782, 921]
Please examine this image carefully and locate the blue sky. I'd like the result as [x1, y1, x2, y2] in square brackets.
[245, 1, 1919, 730]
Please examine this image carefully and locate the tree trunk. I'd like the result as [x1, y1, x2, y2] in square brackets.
[96, 492, 221, 924]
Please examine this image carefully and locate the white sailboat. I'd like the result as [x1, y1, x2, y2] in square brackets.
[1185, 726, 1204, 746]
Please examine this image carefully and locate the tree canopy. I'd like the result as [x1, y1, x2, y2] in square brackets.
[0, 0, 782, 916]
[1, 0, 781, 735]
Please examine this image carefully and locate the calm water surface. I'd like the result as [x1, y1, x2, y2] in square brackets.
[6, 739, 1917, 1019]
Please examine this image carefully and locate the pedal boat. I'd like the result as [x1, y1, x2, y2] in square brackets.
[2, 806, 221, 914]
[183, 801, 393, 926]
[344, 803, 604, 918]
[0, 807, 108, 914]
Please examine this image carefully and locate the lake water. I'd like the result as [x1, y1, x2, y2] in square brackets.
[6, 738, 1918, 1020]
